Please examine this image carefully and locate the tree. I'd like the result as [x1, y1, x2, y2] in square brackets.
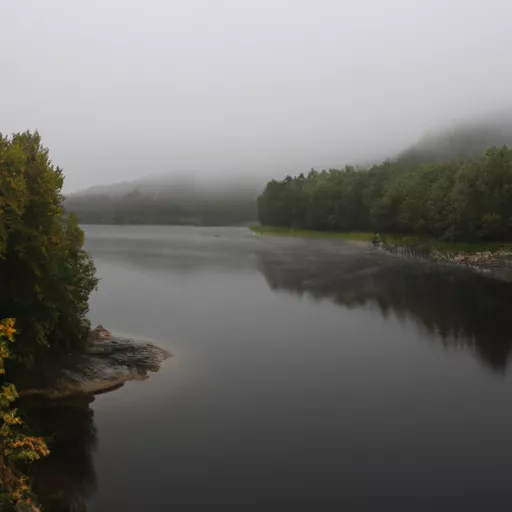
[256, 147, 512, 242]
[0, 131, 98, 365]
[0, 319, 49, 512]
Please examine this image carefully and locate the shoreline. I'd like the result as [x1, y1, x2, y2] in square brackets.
[250, 225, 512, 279]
[249, 225, 512, 252]
[17, 326, 171, 399]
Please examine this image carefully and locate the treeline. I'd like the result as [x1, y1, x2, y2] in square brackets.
[65, 187, 258, 226]
[257, 146, 512, 241]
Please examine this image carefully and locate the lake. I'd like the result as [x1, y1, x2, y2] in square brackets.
[30, 225, 512, 511]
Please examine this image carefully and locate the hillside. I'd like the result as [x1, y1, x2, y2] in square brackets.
[257, 112, 512, 241]
[395, 112, 512, 166]
[65, 175, 259, 226]
[66, 113, 512, 227]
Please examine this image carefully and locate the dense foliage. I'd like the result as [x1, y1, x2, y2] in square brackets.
[0, 132, 98, 365]
[0, 319, 49, 511]
[257, 147, 512, 241]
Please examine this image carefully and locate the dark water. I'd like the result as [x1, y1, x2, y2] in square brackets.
[32, 226, 512, 511]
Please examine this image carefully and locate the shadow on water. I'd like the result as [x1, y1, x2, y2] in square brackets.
[21, 396, 98, 512]
[257, 249, 512, 373]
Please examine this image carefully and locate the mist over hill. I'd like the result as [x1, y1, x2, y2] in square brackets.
[395, 111, 512, 167]
[66, 112, 512, 227]
[257, 111, 512, 241]
[65, 174, 260, 226]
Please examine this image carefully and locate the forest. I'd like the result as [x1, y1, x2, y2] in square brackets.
[257, 146, 512, 242]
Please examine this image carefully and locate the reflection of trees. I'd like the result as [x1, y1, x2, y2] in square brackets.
[258, 250, 512, 372]
[22, 396, 98, 512]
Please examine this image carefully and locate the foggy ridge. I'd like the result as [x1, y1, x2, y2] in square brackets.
[65, 112, 512, 227]
[396, 110, 512, 166]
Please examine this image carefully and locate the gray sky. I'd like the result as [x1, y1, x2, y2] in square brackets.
[2, 0, 512, 192]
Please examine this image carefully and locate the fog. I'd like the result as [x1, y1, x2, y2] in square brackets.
[2, 0, 512, 192]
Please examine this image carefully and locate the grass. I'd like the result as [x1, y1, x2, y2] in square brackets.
[249, 224, 373, 241]
[249, 225, 512, 254]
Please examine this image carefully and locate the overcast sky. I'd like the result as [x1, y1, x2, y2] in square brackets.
[2, 0, 512, 192]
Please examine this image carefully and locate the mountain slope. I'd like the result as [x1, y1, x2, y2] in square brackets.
[65, 175, 259, 226]
[395, 113, 512, 166]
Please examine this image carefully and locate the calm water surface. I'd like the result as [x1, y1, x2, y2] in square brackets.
[34, 226, 512, 511]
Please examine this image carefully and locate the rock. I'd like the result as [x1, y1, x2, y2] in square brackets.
[376, 242, 512, 281]
[18, 328, 171, 399]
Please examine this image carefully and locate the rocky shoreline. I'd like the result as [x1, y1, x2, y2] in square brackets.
[377, 242, 512, 281]
[18, 326, 171, 399]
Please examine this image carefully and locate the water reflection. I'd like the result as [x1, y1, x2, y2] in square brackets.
[23, 396, 98, 512]
[258, 251, 512, 372]
[85, 224, 512, 372]
[84, 225, 257, 274]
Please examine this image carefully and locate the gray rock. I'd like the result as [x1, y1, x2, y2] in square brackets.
[376, 242, 512, 282]
[19, 330, 171, 399]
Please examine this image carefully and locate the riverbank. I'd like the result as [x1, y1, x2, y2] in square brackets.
[250, 225, 512, 252]
[249, 225, 373, 242]
[250, 225, 512, 277]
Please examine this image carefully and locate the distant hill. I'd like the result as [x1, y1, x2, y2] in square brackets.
[65, 174, 259, 226]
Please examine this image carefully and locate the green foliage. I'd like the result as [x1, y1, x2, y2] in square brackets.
[250, 225, 512, 253]
[250, 225, 374, 241]
[257, 147, 512, 242]
[0, 132, 98, 365]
